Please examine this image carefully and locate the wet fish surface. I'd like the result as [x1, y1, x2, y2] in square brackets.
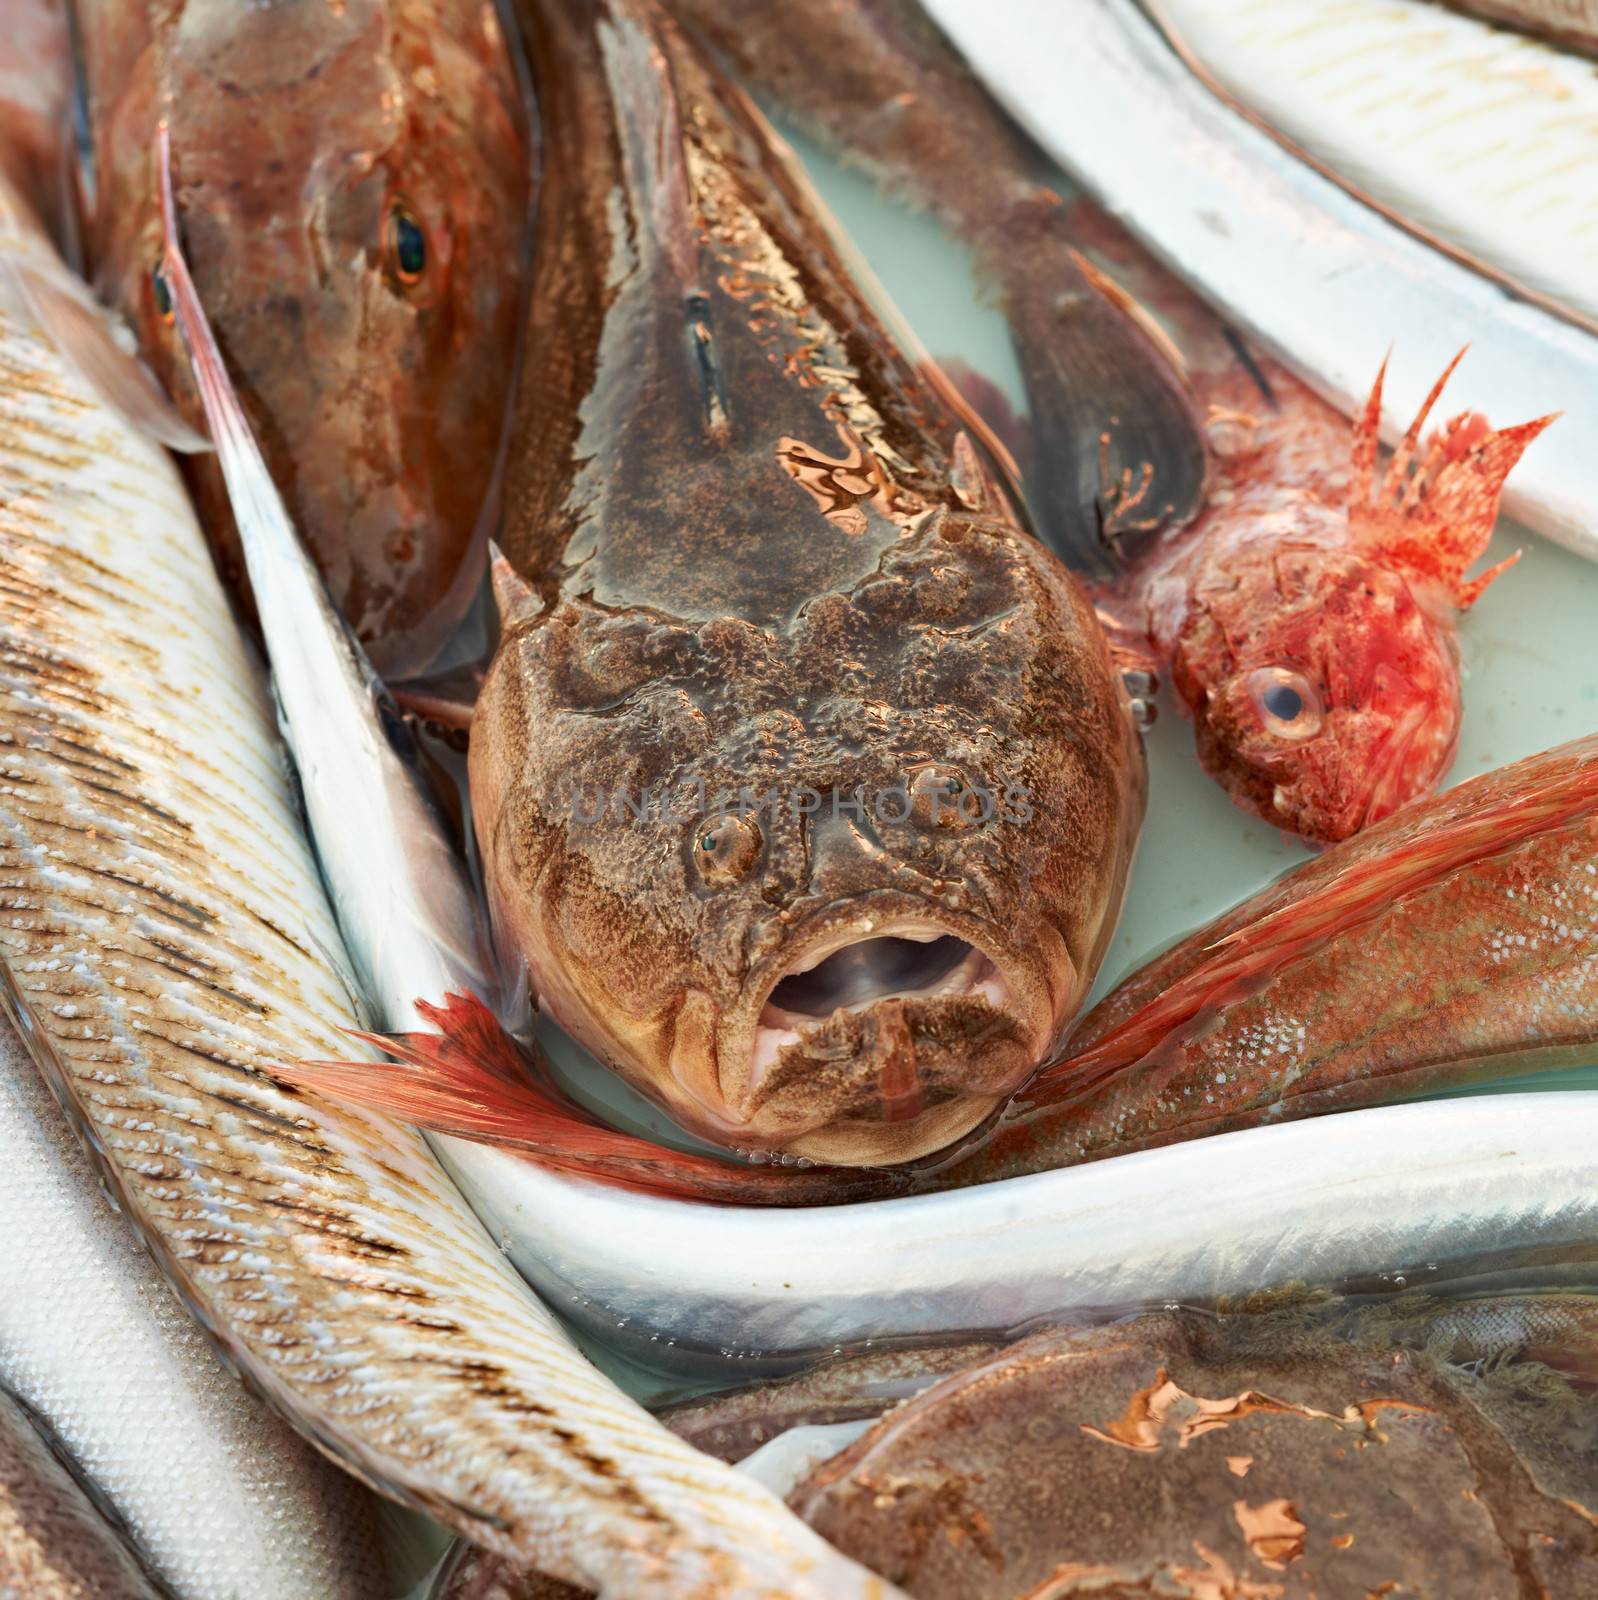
[0, 1384, 162, 1600]
[1435, 0, 1598, 51]
[0, 1010, 387, 1600]
[73, 0, 532, 674]
[949, 731, 1598, 1183]
[791, 1296, 1598, 1596]
[1151, 0, 1598, 327]
[921, 0, 1598, 564]
[0, 198, 897, 1598]
[0, 0, 71, 240]
[666, 0, 1209, 571]
[643, 1, 1553, 844]
[475, 0, 1144, 1168]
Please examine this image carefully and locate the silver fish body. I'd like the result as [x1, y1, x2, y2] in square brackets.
[0, 1382, 161, 1600]
[150, 148, 902, 1599]
[472, 1094, 1598, 1372]
[919, 0, 1598, 563]
[0, 1015, 384, 1599]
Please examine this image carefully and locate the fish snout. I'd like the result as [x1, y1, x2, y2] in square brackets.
[720, 915, 1052, 1166]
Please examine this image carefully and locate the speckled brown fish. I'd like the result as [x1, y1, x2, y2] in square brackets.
[666, 0, 1208, 571]
[0, 188, 901, 1600]
[0, 1386, 163, 1600]
[791, 1297, 1598, 1597]
[470, 0, 1144, 1169]
[73, 0, 532, 675]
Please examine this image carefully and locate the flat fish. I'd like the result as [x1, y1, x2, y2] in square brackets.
[0, 186, 898, 1597]
[791, 1297, 1598, 1596]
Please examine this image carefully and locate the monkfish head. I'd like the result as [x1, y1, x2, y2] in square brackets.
[471, 515, 1144, 1167]
[83, 0, 530, 675]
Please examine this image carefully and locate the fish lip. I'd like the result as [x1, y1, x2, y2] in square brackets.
[704, 892, 1057, 1164]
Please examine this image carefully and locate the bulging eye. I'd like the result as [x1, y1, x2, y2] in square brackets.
[384, 201, 428, 288]
[151, 261, 174, 325]
[691, 814, 761, 885]
[1246, 666, 1324, 742]
[908, 763, 983, 828]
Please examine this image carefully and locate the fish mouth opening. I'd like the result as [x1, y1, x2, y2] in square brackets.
[732, 917, 1037, 1164]
[760, 933, 995, 1026]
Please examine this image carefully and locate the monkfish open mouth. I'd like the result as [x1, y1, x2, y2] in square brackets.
[760, 931, 1005, 1027]
[732, 916, 1040, 1166]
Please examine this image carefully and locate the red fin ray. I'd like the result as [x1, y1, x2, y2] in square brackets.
[273, 991, 894, 1206]
[1348, 350, 1555, 608]
[1027, 740, 1598, 1100]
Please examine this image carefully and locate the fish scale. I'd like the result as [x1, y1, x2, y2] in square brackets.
[0, 1011, 381, 1600]
[0, 240, 899, 1596]
[0, 1382, 163, 1600]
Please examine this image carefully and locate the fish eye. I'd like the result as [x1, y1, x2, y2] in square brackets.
[384, 201, 428, 288]
[151, 261, 174, 325]
[908, 763, 983, 828]
[692, 814, 761, 885]
[1246, 667, 1324, 742]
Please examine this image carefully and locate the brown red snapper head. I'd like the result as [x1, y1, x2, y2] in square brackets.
[77, 0, 530, 676]
[471, 513, 1142, 1170]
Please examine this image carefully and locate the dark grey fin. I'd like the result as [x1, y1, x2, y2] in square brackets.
[998, 197, 1209, 575]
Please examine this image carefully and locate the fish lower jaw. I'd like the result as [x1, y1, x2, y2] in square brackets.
[704, 920, 1043, 1166]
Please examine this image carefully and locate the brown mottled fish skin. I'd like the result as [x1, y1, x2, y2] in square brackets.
[0, 231, 900, 1600]
[477, 0, 1144, 1168]
[662, 1342, 1003, 1464]
[789, 1300, 1598, 1598]
[1434, 0, 1598, 52]
[666, 0, 1208, 573]
[0, 0, 70, 242]
[433, 1543, 586, 1600]
[0, 1388, 162, 1600]
[74, 0, 531, 675]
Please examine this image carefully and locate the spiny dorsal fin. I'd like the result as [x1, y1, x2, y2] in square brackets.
[1348, 350, 1555, 609]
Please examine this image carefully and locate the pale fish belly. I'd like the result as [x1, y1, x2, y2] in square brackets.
[1151, 0, 1598, 323]
[0, 1014, 386, 1600]
[0, 289, 898, 1597]
[0, 1379, 163, 1600]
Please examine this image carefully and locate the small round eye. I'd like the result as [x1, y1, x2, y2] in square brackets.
[151, 262, 174, 324]
[384, 202, 428, 287]
[692, 814, 761, 885]
[1246, 667, 1324, 742]
[908, 763, 984, 828]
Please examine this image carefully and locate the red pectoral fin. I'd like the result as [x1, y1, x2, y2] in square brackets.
[1029, 738, 1598, 1100]
[272, 992, 894, 1207]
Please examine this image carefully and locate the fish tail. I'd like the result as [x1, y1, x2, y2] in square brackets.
[988, 195, 1209, 573]
[1349, 349, 1556, 606]
[273, 991, 895, 1207]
